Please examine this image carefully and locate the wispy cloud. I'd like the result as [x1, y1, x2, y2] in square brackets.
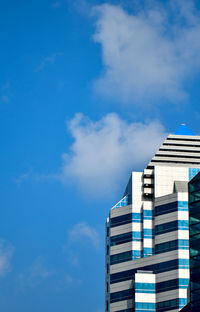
[35, 52, 64, 72]
[65, 273, 82, 285]
[61, 113, 166, 196]
[69, 0, 91, 16]
[19, 257, 54, 288]
[52, 1, 62, 8]
[68, 222, 100, 249]
[93, 0, 200, 103]
[0, 82, 11, 105]
[0, 239, 14, 276]
[13, 170, 60, 186]
[14, 171, 32, 186]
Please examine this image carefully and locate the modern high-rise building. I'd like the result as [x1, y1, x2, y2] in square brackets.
[105, 124, 200, 312]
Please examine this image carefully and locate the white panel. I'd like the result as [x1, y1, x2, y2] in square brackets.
[132, 241, 142, 250]
[179, 269, 190, 279]
[178, 193, 189, 201]
[132, 172, 143, 205]
[178, 211, 189, 221]
[143, 220, 153, 229]
[178, 250, 189, 259]
[135, 273, 156, 283]
[143, 239, 153, 248]
[178, 230, 189, 240]
[132, 223, 142, 232]
[143, 201, 153, 210]
[179, 289, 188, 298]
[135, 293, 156, 303]
[154, 166, 188, 198]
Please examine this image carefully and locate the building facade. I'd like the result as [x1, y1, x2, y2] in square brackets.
[105, 125, 200, 312]
[188, 172, 200, 310]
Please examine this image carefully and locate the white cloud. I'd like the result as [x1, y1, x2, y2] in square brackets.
[68, 222, 100, 249]
[19, 257, 54, 288]
[0, 240, 14, 276]
[93, 1, 200, 103]
[35, 52, 64, 72]
[61, 113, 166, 196]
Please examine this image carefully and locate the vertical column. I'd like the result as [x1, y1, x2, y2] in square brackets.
[143, 201, 154, 257]
[105, 218, 110, 312]
[135, 271, 156, 312]
[132, 172, 143, 259]
[178, 193, 190, 310]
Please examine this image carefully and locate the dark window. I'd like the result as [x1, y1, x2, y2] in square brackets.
[110, 251, 132, 265]
[156, 298, 179, 312]
[110, 213, 133, 228]
[110, 232, 132, 246]
[155, 239, 189, 254]
[155, 220, 188, 236]
[155, 202, 178, 216]
[110, 289, 133, 303]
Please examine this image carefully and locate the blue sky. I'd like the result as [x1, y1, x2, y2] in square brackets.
[1, 0, 200, 311]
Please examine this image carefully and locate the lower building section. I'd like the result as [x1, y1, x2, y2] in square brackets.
[106, 180, 190, 312]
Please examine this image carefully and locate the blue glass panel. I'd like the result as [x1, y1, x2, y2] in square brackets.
[112, 195, 132, 209]
[144, 229, 154, 238]
[135, 302, 156, 309]
[189, 168, 200, 181]
[135, 282, 155, 293]
[132, 250, 141, 258]
[143, 247, 154, 257]
[143, 210, 154, 219]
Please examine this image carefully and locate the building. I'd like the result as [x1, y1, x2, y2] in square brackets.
[178, 171, 200, 312]
[188, 172, 200, 311]
[105, 124, 200, 312]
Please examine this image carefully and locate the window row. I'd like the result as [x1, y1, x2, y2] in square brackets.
[110, 212, 142, 228]
[155, 201, 188, 217]
[156, 278, 189, 293]
[110, 232, 132, 246]
[110, 251, 132, 265]
[135, 282, 155, 292]
[155, 239, 189, 254]
[110, 289, 133, 303]
[135, 302, 155, 310]
[110, 259, 179, 284]
[155, 220, 188, 236]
